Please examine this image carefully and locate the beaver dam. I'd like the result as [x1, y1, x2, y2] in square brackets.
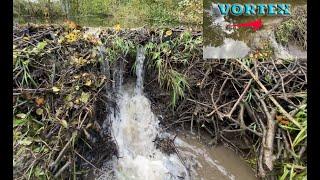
[13, 15, 306, 180]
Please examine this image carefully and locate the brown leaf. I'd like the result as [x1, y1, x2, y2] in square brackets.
[35, 97, 45, 106]
[276, 115, 290, 125]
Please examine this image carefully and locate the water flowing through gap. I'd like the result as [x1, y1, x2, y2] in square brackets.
[96, 46, 256, 180]
[97, 47, 189, 179]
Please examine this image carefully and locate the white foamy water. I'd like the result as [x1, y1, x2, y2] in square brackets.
[203, 38, 250, 59]
[97, 47, 189, 180]
[96, 47, 252, 180]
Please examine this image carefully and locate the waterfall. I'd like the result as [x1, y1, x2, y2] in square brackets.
[97, 46, 188, 180]
[96, 46, 243, 180]
[135, 47, 145, 95]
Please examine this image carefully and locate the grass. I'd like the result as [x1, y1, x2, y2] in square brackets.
[104, 36, 135, 64]
[277, 102, 307, 180]
[144, 31, 201, 107]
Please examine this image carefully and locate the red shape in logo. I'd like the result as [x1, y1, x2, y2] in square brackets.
[227, 19, 263, 31]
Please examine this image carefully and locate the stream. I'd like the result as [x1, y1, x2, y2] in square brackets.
[94, 47, 257, 180]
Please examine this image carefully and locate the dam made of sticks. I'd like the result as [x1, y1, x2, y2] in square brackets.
[13, 22, 307, 179]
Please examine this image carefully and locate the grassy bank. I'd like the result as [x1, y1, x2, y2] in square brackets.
[14, 0, 202, 27]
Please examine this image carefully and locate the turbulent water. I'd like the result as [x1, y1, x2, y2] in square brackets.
[96, 46, 257, 180]
[98, 47, 189, 179]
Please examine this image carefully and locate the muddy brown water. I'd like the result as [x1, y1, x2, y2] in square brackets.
[175, 132, 257, 180]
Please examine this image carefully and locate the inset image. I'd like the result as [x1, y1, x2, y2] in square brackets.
[203, 0, 307, 59]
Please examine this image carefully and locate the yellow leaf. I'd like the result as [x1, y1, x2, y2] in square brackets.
[52, 86, 60, 93]
[36, 108, 44, 116]
[23, 37, 30, 41]
[114, 24, 121, 32]
[61, 120, 68, 129]
[65, 32, 79, 43]
[74, 75, 80, 79]
[84, 79, 92, 86]
[165, 30, 173, 36]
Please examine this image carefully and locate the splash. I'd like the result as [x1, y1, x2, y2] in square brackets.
[97, 47, 188, 180]
[96, 46, 253, 180]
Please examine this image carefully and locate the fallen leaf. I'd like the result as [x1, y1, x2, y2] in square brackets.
[61, 119, 68, 129]
[52, 86, 60, 93]
[84, 79, 92, 86]
[36, 108, 44, 116]
[74, 75, 80, 79]
[80, 92, 90, 104]
[165, 30, 173, 36]
[16, 113, 27, 119]
[276, 115, 290, 125]
[35, 97, 45, 106]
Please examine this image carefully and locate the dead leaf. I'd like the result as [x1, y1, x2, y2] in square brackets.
[36, 108, 44, 116]
[165, 30, 173, 36]
[276, 115, 290, 125]
[52, 86, 60, 93]
[61, 119, 68, 129]
[16, 113, 27, 119]
[35, 97, 45, 106]
[84, 79, 92, 87]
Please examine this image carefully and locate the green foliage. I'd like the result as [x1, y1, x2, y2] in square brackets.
[105, 37, 134, 63]
[145, 31, 202, 107]
[278, 104, 307, 180]
[77, 0, 112, 16]
[163, 69, 189, 107]
[275, 6, 307, 50]
[13, 52, 37, 87]
[280, 163, 307, 180]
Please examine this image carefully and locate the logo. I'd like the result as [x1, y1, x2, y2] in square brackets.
[208, 3, 291, 31]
